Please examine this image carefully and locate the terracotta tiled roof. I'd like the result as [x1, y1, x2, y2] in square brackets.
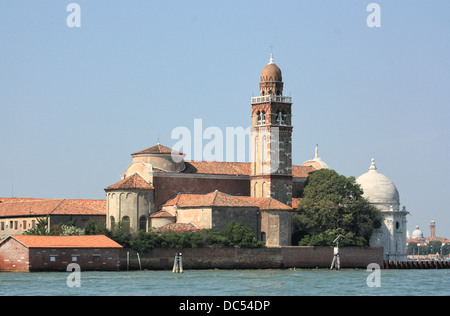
[70, 199, 107, 213]
[6, 235, 122, 248]
[0, 199, 106, 218]
[292, 165, 315, 178]
[183, 161, 252, 176]
[181, 161, 314, 178]
[153, 223, 199, 234]
[0, 198, 44, 203]
[291, 198, 303, 209]
[131, 144, 314, 178]
[150, 211, 175, 218]
[237, 196, 292, 210]
[163, 191, 258, 208]
[104, 173, 154, 191]
[131, 144, 184, 156]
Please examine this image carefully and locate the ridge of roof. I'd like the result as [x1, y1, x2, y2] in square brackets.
[162, 191, 257, 208]
[0, 199, 106, 218]
[104, 173, 154, 191]
[131, 143, 184, 156]
[237, 196, 292, 210]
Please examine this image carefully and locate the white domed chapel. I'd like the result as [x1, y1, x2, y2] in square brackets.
[356, 159, 408, 261]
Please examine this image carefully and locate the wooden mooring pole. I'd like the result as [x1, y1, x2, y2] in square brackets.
[137, 253, 142, 271]
[172, 253, 183, 273]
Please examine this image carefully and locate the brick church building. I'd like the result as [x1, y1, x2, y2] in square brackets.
[104, 54, 327, 246]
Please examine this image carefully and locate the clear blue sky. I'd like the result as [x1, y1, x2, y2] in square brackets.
[1, 1, 449, 238]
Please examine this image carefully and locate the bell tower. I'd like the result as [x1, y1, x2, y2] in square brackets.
[250, 54, 293, 206]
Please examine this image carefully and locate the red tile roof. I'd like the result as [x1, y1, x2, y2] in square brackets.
[0, 198, 44, 203]
[150, 211, 175, 218]
[291, 198, 303, 209]
[6, 235, 122, 248]
[131, 144, 184, 156]
[292, 165, 316, 178]
[153, 223, 199, 234]
[104, 173, 154, 191]
[183, 161, 252, 176]
[0, 199, 106, 218]
[181, 161, 314, 178]
[163, 191, 258, 208]
[238, 196, 292, 210]
[129, 144, 315, 178]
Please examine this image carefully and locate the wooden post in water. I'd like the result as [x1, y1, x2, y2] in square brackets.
[330, 236, 341, 270]
[172, 253, 183, 273]
[137, 253, 142, 271]
[127, 251, 130, 271]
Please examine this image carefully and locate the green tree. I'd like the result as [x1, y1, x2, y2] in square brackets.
[293, 169, 381, 247]
[106, 221, 134, 248]
[220, 221, 264, 248]
[23, 217, 49, 235]
[84, 220, 107, 235]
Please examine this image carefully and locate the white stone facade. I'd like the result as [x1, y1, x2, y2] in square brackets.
[356, 159, 408, 261]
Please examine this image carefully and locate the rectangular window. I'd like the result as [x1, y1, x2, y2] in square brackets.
[50, 256, 56, 262]
[1, 222, 4, 230]
[93, 255, 100, 262]
[72, 256, 78, 262]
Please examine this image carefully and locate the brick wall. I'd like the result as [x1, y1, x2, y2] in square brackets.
[0, 238, 29, 271]
[121, 246, 384, 270]
[28, 247, 121, 272]
[0, 238, 121, 272]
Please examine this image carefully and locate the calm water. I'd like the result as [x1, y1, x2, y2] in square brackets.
[0, 269, 448, 296]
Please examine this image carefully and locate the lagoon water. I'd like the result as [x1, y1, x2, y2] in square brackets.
[0, 269, 448, 296]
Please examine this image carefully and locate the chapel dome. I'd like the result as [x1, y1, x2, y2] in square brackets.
[356, 158, 400, 210]
[411, 225, 424, 239]
[302, 145, 329, 170]
[261, 54, 282, 82]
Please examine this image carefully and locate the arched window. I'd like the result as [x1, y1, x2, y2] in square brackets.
[122, 216, 130, 229]
[139, 216, 147, 231]
[110, 216, 115, 229]
[261, 232, 266, 242]
[276, 111, 285, 125]
[258, 111, 266, 125]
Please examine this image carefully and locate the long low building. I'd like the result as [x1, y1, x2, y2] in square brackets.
[0, 198, 106, 238]
[0, 235, 122, 272]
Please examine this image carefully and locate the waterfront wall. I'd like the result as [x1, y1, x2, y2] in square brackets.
[120, 246, 384, 270]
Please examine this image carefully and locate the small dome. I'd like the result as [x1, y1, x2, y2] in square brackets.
[356, 159, 400, 210]
[411, 225, 424, 239]
[261, 53, 282, 82]
[302, 145, 329, 169]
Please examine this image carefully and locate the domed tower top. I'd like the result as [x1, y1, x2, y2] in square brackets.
[260, 53, 284, 96]
[356, 158, 400, 211]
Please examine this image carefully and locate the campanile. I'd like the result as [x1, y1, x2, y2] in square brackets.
[250, 54, 293, 206]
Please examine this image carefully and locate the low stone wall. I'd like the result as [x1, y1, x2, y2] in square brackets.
[120, 246, 384, 270]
